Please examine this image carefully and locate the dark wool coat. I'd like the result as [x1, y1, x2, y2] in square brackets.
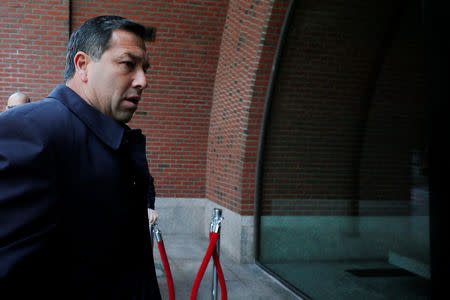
[0, 85, 161, 299]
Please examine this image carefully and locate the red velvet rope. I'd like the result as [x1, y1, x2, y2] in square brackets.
[157, 240, 175, 300]
[190, 232, 227, 300]
[211, 233, 227, 300]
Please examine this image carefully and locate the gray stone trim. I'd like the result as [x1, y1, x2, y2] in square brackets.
[154, 197, 255, 263]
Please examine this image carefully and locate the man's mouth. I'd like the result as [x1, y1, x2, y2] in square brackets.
[121, 96, 140, 111]
[125, 96, 140, 105]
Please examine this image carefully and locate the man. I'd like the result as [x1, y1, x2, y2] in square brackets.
[0, 16, 161, 299]
[5, 91, 30, 110]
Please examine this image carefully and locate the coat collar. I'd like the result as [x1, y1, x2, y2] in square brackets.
[46, 85, 128, 150]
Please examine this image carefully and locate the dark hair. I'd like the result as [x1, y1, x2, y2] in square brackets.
[64, 15, 155, 83]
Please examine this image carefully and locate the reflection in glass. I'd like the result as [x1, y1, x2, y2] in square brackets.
[257, 1, 430, 299]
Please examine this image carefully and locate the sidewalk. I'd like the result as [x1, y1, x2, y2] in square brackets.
[153, 234, 301, 300]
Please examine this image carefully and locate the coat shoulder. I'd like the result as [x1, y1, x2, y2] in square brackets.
[0, 99, 77, 154]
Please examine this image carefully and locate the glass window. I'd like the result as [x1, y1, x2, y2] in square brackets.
[257, 1, 430, 299]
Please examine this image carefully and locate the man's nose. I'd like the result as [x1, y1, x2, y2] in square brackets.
[133, 68, 148, 90]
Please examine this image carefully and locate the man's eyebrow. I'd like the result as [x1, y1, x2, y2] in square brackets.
[118, 52, 149, 69]
[118, 52, 139, 61]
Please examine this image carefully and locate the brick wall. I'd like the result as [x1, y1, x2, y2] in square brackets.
[239, 0, 290, 215]
[205, 0, 290, 215]
[1, 0, 425, 218]
[261, 0, 426, 216]
[1, 1, 229, 200]
[71, 0, 229, 198]
[0, 0, 68, 104]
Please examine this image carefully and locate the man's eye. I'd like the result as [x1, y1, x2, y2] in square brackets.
[123, 61, 135, 69]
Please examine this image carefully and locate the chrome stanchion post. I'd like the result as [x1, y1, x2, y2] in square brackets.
[210, 208, 223, 300]
[151, 223, 163, 249]
[152, 223, 163, 243]
[150, 223, 154, 248]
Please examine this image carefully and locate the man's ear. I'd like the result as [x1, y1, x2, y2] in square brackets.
[73, 51, 90, 82]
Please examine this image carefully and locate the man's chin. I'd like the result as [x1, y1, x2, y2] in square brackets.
[113, 111, 135, 124]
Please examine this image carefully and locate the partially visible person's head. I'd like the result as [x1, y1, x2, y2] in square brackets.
[6, 92, 30, 110]
[64, 16, 155, 124]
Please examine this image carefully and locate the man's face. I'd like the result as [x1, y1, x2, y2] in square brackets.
[86, 29, 149, 123]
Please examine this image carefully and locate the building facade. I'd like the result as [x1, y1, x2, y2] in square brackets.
[2, 0, 437, 298]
